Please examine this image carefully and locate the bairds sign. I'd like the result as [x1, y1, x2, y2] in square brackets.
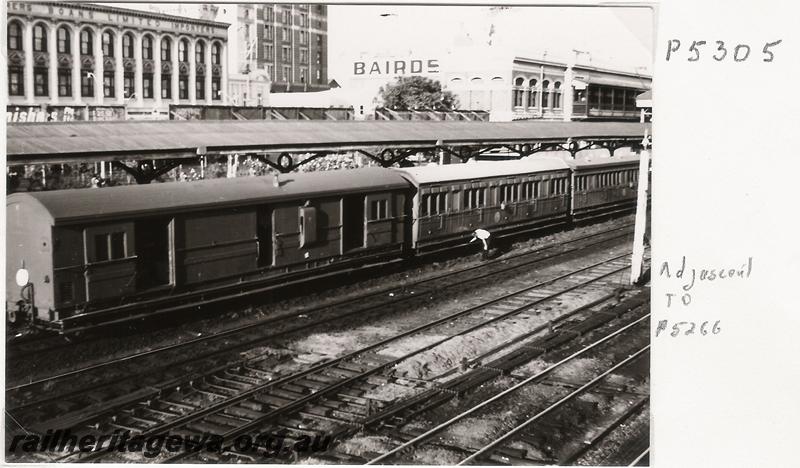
[354, 59, 440, 76]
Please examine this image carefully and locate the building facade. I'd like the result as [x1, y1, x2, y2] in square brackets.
[140, 3, 329, 105]
[6, 2, 230, 117]
[245, 3, 329, 93]
[336, 49, 651, 122]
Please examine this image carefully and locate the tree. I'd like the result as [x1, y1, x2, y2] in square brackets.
[378, 76, 459, 111]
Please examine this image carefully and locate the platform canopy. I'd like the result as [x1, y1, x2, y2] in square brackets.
[6, 119, 651, 165]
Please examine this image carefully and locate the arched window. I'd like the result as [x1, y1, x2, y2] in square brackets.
[211, 42, 221, 65]
[195, 41, 205, 63]
[102, 31, 114, 57]
[553, 81, 562, 108]
[33, 24, 47, 52]
[513, 77, 525, 107]
[161, 37, 171, 62]
[80, 29, 93, 55]
[8, 21, 23, 50]
[179, 39, 188, 62]
[542, 80, 551, 109]
[57, 26, 71, 54]
[528, 79, 538, 108]
[122, 33, 134, 59]
[142, 35, 153, 60]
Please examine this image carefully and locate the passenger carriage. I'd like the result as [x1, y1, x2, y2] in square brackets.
[394, 158, 573, 253]
[5, 168, 407, 329]
[567, 155, 641, 219]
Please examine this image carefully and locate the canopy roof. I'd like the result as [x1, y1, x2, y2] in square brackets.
[7, 119, 651, 165]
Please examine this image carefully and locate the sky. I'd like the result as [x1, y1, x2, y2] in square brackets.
[327, 4, 654, 79]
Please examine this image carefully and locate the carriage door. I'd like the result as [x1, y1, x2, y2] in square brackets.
[135, 217, 173, 289]
[257, 209, 273, 267]
[342, 195, 365, 252]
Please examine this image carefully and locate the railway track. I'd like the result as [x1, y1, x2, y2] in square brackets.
[361, 298, 650, 466]
[8, 247, 648, 463]
[6, 223, 634, 412]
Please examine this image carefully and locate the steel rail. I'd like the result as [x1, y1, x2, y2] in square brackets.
[629, 447, 650, 466]
[458, 345, 651, 465]
[73, 253, 636, 463]
[7, 225, 632, 404]
[366, 313, 650, 465]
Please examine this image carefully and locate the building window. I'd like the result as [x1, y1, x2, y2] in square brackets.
[196, 77, 205, 100]
[299, 31, 307, 45]
[103, 71, 115, 97]
[369, 199, 389, 220]
[316, 68, 322, 82]
[160, 38, 170, 61]
[264, 6, 273, 21]
[179, 75, 188, 99]
[316, 34, 322, 46]
[81, 71, 94, 97]
[80, 29, 93, 55]
[142, 36, 153, 60]
[541, 80, 550, 109]
[161, 74, 171, 99]
[267, 64, 274, 80]
[57, 26, 71, 54]
[265, 25, 273, 41]
[195, 41, 205, 63]
[33, 24, 47, 52]
[102, 31, 114, 57]
[123, 72, 134, 98]
[8, 67, 24, 96]
[282, 65, 291, 82]
[282, 46, 290, 62]
[316, 51, 322, 65]
[300, 13, 308, 27]
[553, 81, 562, 109]
[212, 77, 221, 100]
[528, 80, 538, 106]
[8, 21, 23, 50]
[265, 44, 274, 61]
[122, 33, 133, 59]
[282, 9, 291, 24]
[34, 68, 48, 96]
[212, 43, 221, 65]
[143, 74, 153, 98]
[179, 39, 188, 62]
[282, 27, 289, 42]
[300, 67, 307, 83]
[300, 48, 308, 64]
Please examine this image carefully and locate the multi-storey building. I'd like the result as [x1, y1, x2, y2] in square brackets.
[250, 3, 328, 93]
[5, 1, 230, 117]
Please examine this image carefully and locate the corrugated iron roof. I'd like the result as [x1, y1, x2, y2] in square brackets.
[394, 157, 569, 185]
[8, 167, 408, 224]
[6, 120, 651, 163]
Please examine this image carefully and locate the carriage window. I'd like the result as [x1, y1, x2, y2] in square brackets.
[463, 188, 485, 209]
[499, 184, 518, 203]
[93, 232, 127, 262]
[421, 193, 446, 217]
[369, 199, 388, 220]
[521, 181, 540, 200]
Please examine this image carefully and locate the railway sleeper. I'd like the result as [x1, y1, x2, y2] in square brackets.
[224, 405, 269, 420]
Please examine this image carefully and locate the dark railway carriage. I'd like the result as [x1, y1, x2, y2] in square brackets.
[6, 168, 408, 325]
[394, 158, 572, 253]
[568, 155, 641, 218]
